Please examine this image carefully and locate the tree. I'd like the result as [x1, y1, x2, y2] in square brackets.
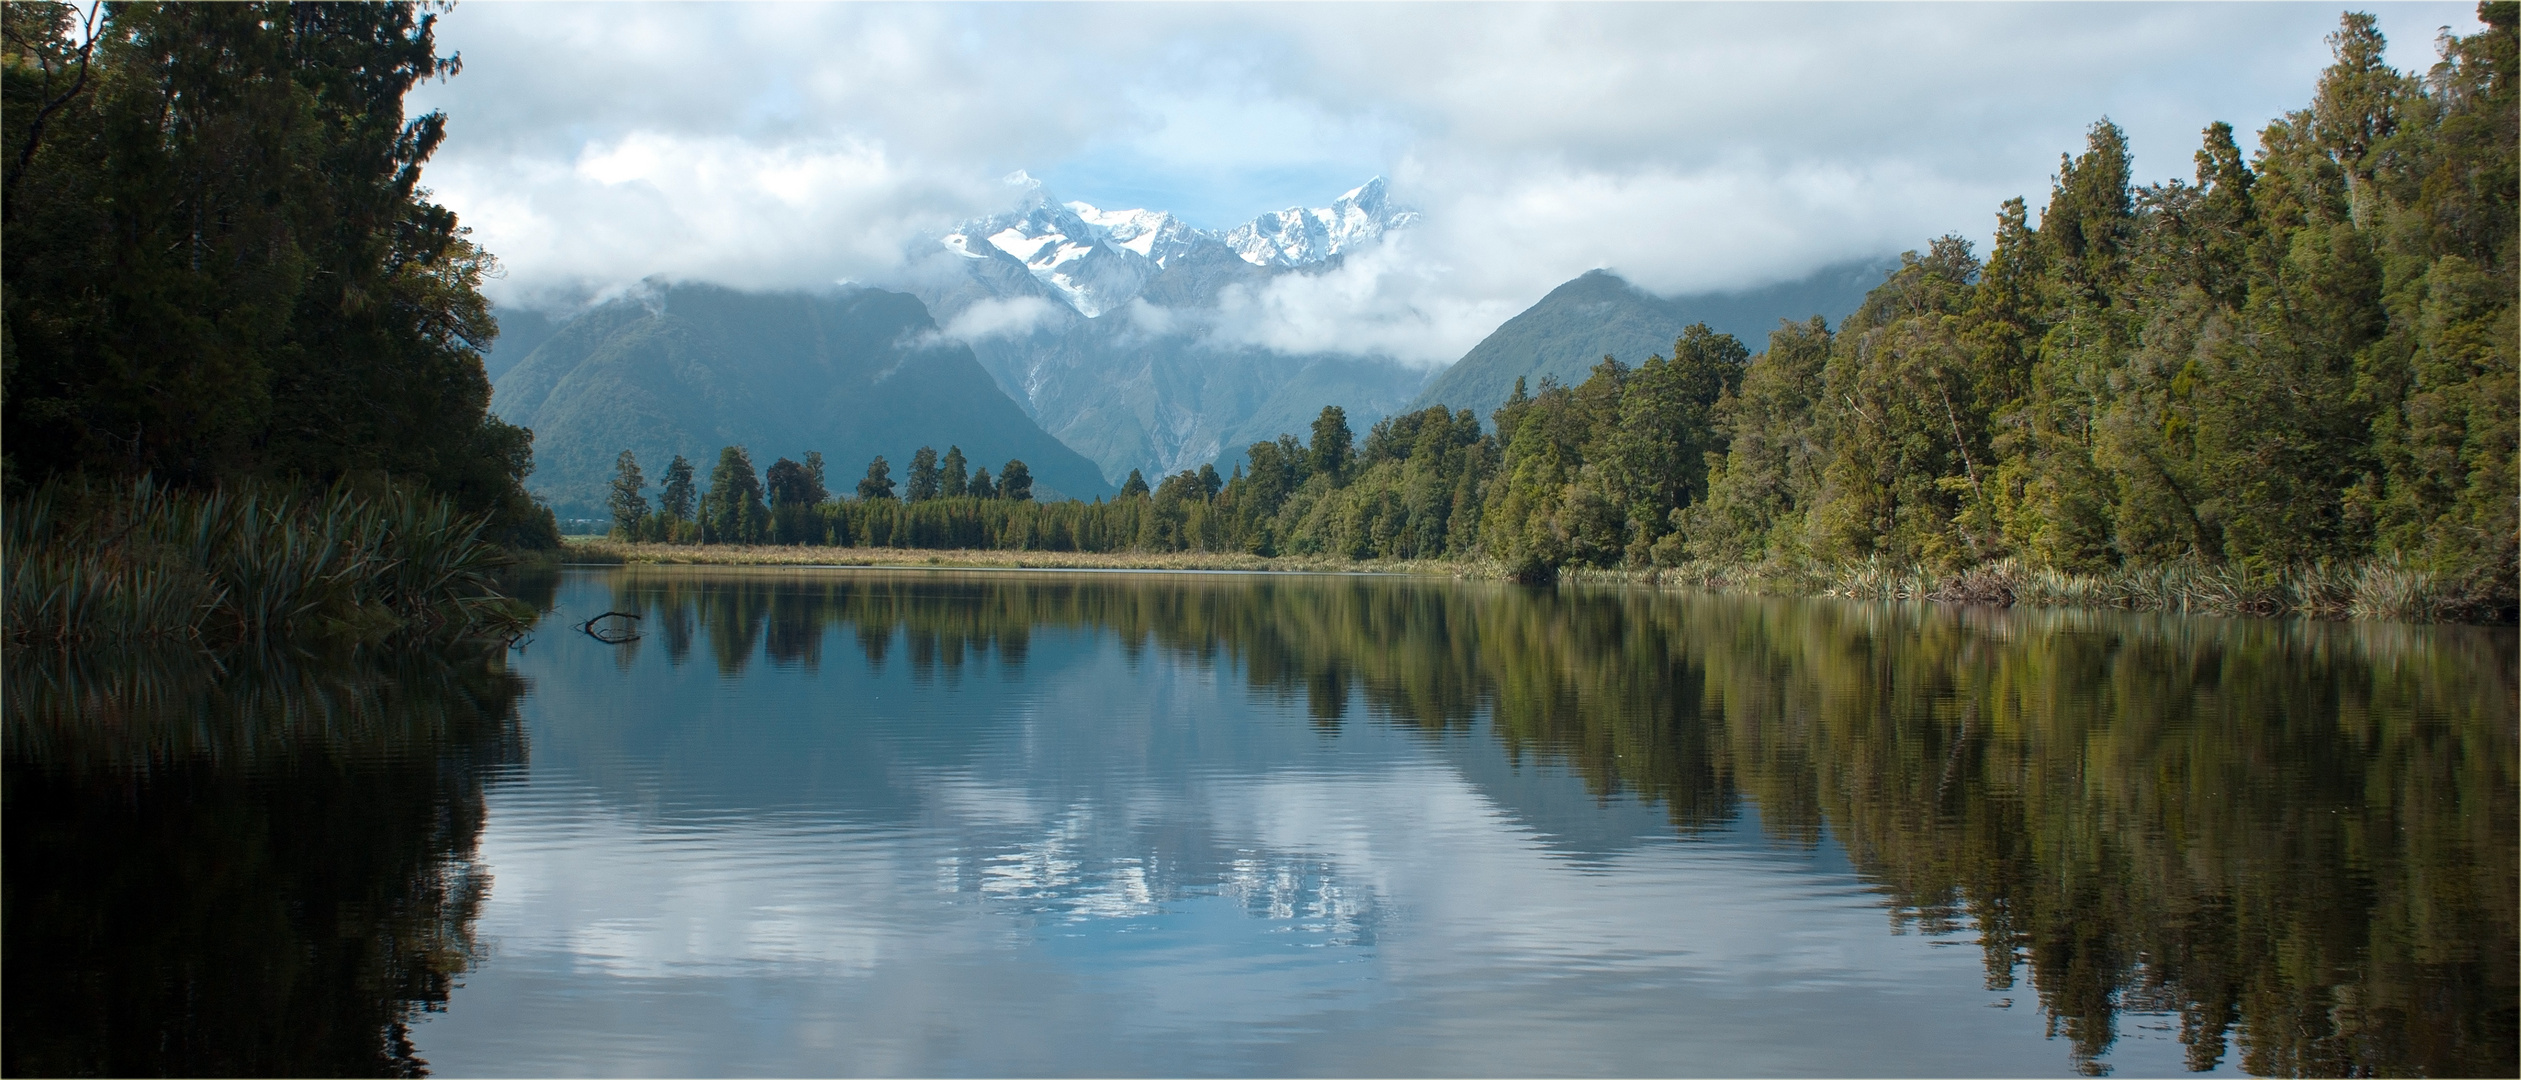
[998, 459, 1033, 501]
[1154, 471, 1195, 504]
[940, 446, 969, 497]
[1308, 406, 1354, 482]
[0, 2, 548, 543]
[804, 451, 826, 496]
[1197, 463, 1223, 499]
[857, 456, 896, 500]
[607, 451, 648, 537]
[968, 466, 996, 499]
[764, 456, 824, 508]
[762, 455, 824, 545]
[702, 446, 765, 543]
[906, 446, 942, 501]
[1119, 469, 1150, 498]
[659, 454, 697, 523]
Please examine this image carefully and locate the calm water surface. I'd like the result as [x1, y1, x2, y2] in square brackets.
[7, 567, 2514, 1077]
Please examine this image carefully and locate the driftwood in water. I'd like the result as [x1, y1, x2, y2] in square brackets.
[576, 611, 643, 644]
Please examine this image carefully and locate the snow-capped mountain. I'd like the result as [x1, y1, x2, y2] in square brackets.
[940, 180, 1170, 318]
[1069, 203, 1208, 267]
[903, 176, 1433, 486]
[1224, 178, 1420, 269]
[938, 175, 1417, 319]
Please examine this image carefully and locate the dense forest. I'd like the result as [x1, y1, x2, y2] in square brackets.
[3, 2, 553, 645]
[606, 7, 2515, 622]
[3, 0, 547, 539]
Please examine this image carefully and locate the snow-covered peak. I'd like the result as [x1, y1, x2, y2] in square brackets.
[1225, 176, 1418, 268]
[1065, 203, 1206, 267]
[937, 177, 1416, 316]
[943, 196, 1152, 318]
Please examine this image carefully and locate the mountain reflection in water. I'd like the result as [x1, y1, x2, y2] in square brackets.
[6, 566, 2512, 1077]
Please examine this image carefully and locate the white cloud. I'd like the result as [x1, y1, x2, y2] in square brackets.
[411, 0, 2488, 355]
[940, 295, 1065, 343]
[1204, 236, 1517, 368]
[426, 130, 997, 308]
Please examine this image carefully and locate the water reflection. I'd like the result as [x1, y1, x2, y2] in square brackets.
[568, 568, 2515, 1076]
[7, 567, 2512, 1077]
[3, 648, 526, 1077]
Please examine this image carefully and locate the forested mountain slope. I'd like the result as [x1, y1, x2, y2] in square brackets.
[1409, 262, 1884, 423]
[492, 284, 1113, 518]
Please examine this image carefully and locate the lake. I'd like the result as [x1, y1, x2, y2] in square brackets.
[7, 566, 2514, 1077]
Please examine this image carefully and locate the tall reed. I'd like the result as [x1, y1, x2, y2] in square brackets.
[5, 476, 532, 649]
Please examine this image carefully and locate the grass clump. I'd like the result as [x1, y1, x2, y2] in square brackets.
[6, 476, 533, 650]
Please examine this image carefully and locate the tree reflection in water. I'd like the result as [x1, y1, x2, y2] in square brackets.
[599, 568, 2515, 1076]
[7, 565, 2511, 1077]
[4, 647, 526, 1077]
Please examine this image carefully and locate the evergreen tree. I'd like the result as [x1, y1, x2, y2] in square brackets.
[803, 451, 826, 497]
[941, 446, 969, 497]
[764, 457, 824, 508]
[701, 446, 765, 544]
[0, 2, 549, 544]
[1308, 406, 1355, 482]
[659, 454, 697, 523]
[1682, 317, 1833, 564]
[1120, 469, 1150, 498]
[906, 446, 942, 501]
[607, 450, 648, 537]
[968, 466, 997, 499]
[998, 460, 1033, 501]
[858, 455, 896, 500]
[762, 455, 825, 545]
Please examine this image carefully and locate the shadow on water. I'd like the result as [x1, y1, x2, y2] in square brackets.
[3, 645, 527, 1078]
[590, 567, 2517, 1076]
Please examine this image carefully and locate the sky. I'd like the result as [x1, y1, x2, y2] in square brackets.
[408, 1, 2488, 366]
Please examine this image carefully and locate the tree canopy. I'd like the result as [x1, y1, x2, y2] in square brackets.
[1, 1, 551, 545]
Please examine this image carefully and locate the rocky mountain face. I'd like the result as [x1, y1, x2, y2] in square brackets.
[906, 177, 1431, 484]
[489, 282, 1113, 520]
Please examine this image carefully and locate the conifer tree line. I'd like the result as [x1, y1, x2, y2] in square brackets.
[606, 444, 1037, 545]
[2, 1, 556, 548]
[614, 9, 2511, 614]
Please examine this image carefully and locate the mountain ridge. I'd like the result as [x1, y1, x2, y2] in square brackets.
[1411, 261, 1893, 424]
[904, 177, 1429, 484]
[490, 282, 1114, 519]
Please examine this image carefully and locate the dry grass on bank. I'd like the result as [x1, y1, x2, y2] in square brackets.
[560, 538, 1470, 577]
[560, 539, 2509, 623]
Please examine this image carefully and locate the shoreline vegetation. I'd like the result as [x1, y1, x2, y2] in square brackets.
[4, 4, 559, 654]
[583, 11, 2516, 628]
[564, 537, 2499, 624]
[6, 478, 534, 651]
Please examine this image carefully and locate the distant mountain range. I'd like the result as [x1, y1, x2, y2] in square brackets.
[1410, 261, 1890, 423]
[488, 283, 1112, 520]
[905, 176, 1430, 484]
[483, 178, 1892, 510]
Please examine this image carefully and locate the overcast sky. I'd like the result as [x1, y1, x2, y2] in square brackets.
[410, 1, 2485, 364]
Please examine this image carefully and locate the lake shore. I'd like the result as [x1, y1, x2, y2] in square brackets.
[559, 538, 1466, 576]
[558, 537, 2511, 624]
